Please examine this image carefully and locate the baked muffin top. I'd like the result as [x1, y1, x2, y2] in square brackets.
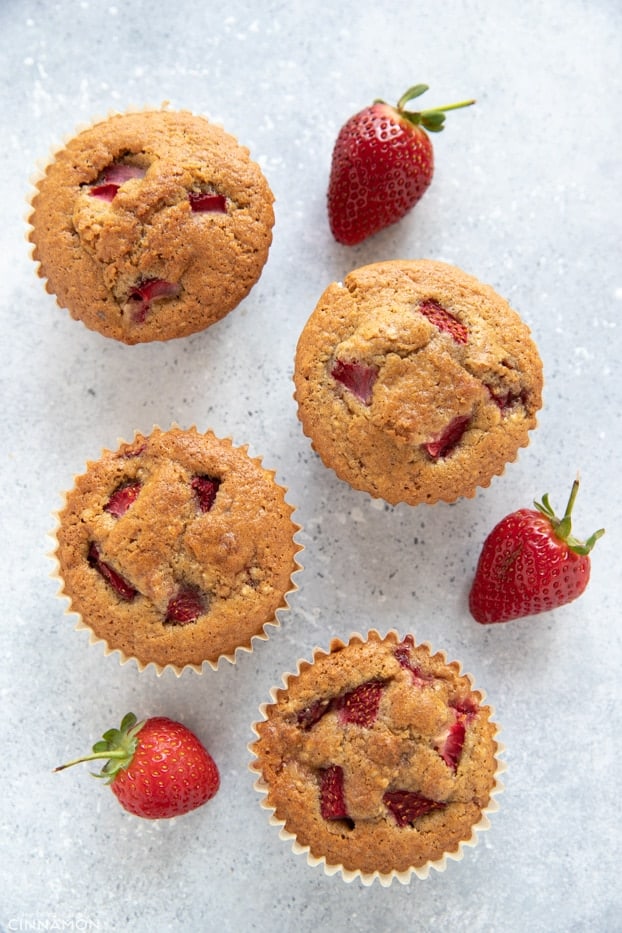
[294, 259, 543, 505]
[54, 427, 301, 671]
[29, 109, 275, 343]
[251, 630, 500, 876]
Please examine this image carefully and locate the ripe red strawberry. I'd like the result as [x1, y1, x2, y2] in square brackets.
[54, 713, 220, 819]
[327, 83, 475, 245]
[469, 479, 604, 624]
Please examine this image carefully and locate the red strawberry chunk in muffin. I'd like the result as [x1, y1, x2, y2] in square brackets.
[451, 696, 480, 722]
[87, 542, 137, 601]
[418, 299, 468, 344]
[191, 475, 221, 513]
[165, 587, 205, 625]
[125, 279, 181, 324]
[334, 680, 384, 727]
[90, 164, 146, 200]
[394, 636, 436, 686]
[331, 358, 378, 405]
[189, 191, 228, 213]
[486, 385, 529, 411]
[383, 790, 447, 827]
[296, 680, 384, 730]
[435, 719, 466, 771]
[320, 765, 350, 821]
[424, 415, 470, 459]
[104, 482, 142, 518]
[297, 698, 332, 730]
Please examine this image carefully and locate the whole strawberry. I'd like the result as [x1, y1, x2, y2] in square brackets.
[327, 83, 475, 245]
[54, 713, 220, 819]
[469, 479, 604, 624]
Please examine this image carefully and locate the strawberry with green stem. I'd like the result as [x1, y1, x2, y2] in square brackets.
[327, 83, 475, 245]
[54, 713, 220, 819]
[469, 478, 605, 624]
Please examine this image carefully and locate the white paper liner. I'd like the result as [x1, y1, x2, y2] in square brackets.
[49, 425, 304, 677]
[249, 629, 506, 885]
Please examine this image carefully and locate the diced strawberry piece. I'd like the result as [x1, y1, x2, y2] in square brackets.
[335, 680, 384, 727]
[165, 587, 205, 625]
[435, 720, 466, 771]
[136, 280, 181, 302]
[424, 415, 470, 459]
[102, 164, 146, 185]
[117, 443, 147, 460]
[90, 183, 121, 202]
[189, 192, 228, 213]
[319, 765, 349, 821]
[486, 385, 528, 411]
[125, 279, 181, 324]
[296, 698, 332, 730]
[90, 164, 146, 200]
[418, 299, 468, 344]
[393, 636, 415, 670]
[331, 358, 378, 405]
[104, 482, 142, 518]
[394, 637, 435, 686]
[191, 475, 221, 513]
[383, 790, 446, 827]
[87, 542, 137, 601]
[451, 696, 479, 723]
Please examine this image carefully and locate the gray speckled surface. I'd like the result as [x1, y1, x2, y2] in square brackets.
[2, 1, 621, 930]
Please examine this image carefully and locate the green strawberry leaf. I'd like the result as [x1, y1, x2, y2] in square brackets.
[534, 479, 605, 555]
[397, 84, 430, 109]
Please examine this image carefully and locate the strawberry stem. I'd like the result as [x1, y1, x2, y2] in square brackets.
[53, 749, 129, 772]
[420, 99, 477, 115]
[376, 85, 476, 133]
[534, 478, 605, 556]
[53, 713, 145, 783]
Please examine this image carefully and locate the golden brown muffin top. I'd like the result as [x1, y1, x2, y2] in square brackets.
[294, 260, 543, 505]
[55, 427, 301, 670]
[251, 631, 500, 876]
[30, 109, 274, 343]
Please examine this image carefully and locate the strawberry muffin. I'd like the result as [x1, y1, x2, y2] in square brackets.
[53, 427, 302, 672]
[250, 630, 502, 883]
[29, 108, 275, 343]
[294, 259, 543, 505]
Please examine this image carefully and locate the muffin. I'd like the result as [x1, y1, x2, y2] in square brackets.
[250, 630, 503, 884]
[294, 259, 543, 505]
[53, 427, 302, 673]
[29, 108, 275, 343]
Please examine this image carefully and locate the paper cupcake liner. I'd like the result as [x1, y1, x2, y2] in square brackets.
[49, 425, 304, 677]
[249, 629, 505, 886]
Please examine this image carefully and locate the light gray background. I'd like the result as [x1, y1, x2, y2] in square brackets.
[1, 1, 620, 931]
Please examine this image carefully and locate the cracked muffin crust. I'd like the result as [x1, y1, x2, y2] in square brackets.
[54, 427, 301, 671]
[29, 109, 275, 343]
[294, 259, 543, 505]
[250, 630, 501, 879]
